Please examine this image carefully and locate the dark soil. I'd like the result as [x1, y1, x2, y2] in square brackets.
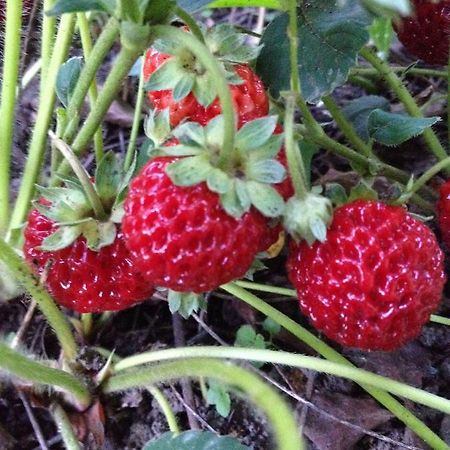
[1, 6, 449, 450]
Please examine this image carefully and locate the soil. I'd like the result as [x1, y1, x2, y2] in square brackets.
[0, 6, 449, 450]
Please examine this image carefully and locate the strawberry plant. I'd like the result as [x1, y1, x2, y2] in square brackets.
[0, 0, 449, 449]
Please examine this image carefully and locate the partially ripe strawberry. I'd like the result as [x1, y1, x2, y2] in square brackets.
[288, 200, 445, 351]
[123, 157, 269, 293]
[437, 179, 450, 247]
[394, 0, 450, 65]
[24, 209, 154, 313]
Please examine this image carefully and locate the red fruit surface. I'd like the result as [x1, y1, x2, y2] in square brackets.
[394, 0, 450, 65]
[287, 200, 445, 351]
[437, 179, 450, 247]
[122, 157, 268, 293]
[143, 48, 269, 127]
[23, 208, 154, 313]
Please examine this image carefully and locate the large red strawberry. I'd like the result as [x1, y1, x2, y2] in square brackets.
[122, 156, 270, 293]
[23, 152, 154, 313]
[24, 210, 153, 313]
[143, 25, 269, 127]
[287, 200, 445, 351]
[394, 0, 450, 65]
[437, 179, 450, 247]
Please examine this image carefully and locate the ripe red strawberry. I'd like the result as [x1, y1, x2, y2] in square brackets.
[23, 209, 154, 313]
[144, 49, 269, 127]
[24, 207, 154, 313]
[437, 179, 450, 247]
[122, 157, 269, 293]
[287, 200, 445, 351]
[394, 0, 450, 65]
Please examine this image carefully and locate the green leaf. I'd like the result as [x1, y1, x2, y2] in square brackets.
[262, 317, 281, 336]
[247, 159, 286, 184]
[234, 325, 267, 368]
[209, 0, 283, 9]
[95, 152, 123, 205]
[168, 291, 206, 319]
[192, 73, 217, 107]
[173, 122, 206, 146]
[47, 0, 115, 15]
[257, 1, 373, 102]
[342, 95, 390, 142]
[56, 57, 83, 108]
[143, 431, 249, 450]
[207, 169, 232, 194]
[367, 110, 441, 146]
[173, 75, 196, 102]
[206, 382, 231, 418]
[40, 226, 82, 251]
[145, 59, 183, 92]
[361, 0, 411, 17]
[368, 17, 394, 58]
[166, 156, 213, 186]
[236, 116, 278, 151]
[325, 183, 348, 206]
[247, 182, 285, 218]
[348, 180, 378, 202]
[144, 109, 172, 147]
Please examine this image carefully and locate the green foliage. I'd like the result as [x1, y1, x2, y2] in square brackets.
[206, 381, 231, 417]
[143, 431, 249, 450]
[47, 0, 116, 15]
[368, 17, 394, 58]
[56, 57, 83, 108]
[167, 291, 207, 318]
[235, 325, 267, 368]
[257, 0, 373, 102]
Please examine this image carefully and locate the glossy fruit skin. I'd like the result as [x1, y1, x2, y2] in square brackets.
[287, 200, 445, 351]
[123, 157, 268, 293]
[394, 0, 450, 65]
[437, 180, 450, 247]
[23, 208, 154, 313]
[143, 48, 269, 127]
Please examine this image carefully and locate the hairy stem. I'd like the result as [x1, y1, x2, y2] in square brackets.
[147, 386, 180, 434]
[173, 6, 205, 43]
[0, 343, 89, 408]
[77, 12, 104, 163]
[8, 14, 76, 239]
[105, 359, 303, 450]
[0, 238, 78, 360]
[361, 47, 448, 169]
[0, 0, 23, 234]
[220, 283, 448, 449]
[51, 404, 82, 450]
[41, 0, 57, 88]
[351, 66, 448, 79]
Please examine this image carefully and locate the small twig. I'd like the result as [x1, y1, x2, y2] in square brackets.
[18, 391, 49, 450]
[172, 313, 201, 430]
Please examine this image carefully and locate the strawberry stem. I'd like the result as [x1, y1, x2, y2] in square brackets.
[151, 25, 236, 171]
[8, 14, 76, 242]
[51, 404, 83, 450]
[174, 6, 205, 43]
[220, 283, 449, 449]
[49, 131, 108, 221]
[77, 12, 105, 164]
[0, 237, 79, 360]
[105, 359, 303, 450]
[40, 0, 57, 89]
[0, 0, 23, 235]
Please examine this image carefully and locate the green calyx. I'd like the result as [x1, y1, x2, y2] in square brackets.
[145, 24, 261, 108]
[36, 152, 136, 252]
[283, 192, 333, 245]
[164, 115, 287, 219]
[168, 290, 207, 319]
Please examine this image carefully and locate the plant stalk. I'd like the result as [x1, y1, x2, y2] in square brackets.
[51, 404, 82, 450]
[147, 386, 180, 434]
[105, 359, 304, 450]
[41, 0, 57, 88]
[0, 0, 23, 234]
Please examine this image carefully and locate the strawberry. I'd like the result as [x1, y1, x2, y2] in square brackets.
[437, 179, 450, 248]
[123, 115, 288, 292]
[287, 200, 445, 351]
[143, 25, 268, 127]
[23, 152, 154, 313]
[394, 0, 450, 65]
[122, 157, 268, 293]
[24, 210, 153, 313]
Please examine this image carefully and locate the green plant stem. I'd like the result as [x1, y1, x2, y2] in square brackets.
[147, 386, 180, 434]
[285, 95, 309, 198]
[41, 0, 57, 88]
[360, 47, 449, 169]
[220, 283, 448, 450]
[0, 238, 78, 359]
[124, 54, 146, 171]
[114, 347, 450, 415]
[0, 0, 23, 234]
[8, 14, 76, 239]
[51, 404, 82, 450]
[81, 313, 93, 338]
[233, 280, 450, 327]
[297, 124, 435, 213]
[50, 132, 107, 220]
[77, 12, 104, 163]
[54, 45, 143, 181]
[105, 359, 304, 450]
[63, 17, 120, 144]
[351, 66, 448, 79]
[173, 6, 205, 43]
[151, 25, 236, 171]
[322, 95, 374, 158]
[448, 49, 450, 151]
[0, 343, 89, 408]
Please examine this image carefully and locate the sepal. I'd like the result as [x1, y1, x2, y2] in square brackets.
[168, 290, 207, 319]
